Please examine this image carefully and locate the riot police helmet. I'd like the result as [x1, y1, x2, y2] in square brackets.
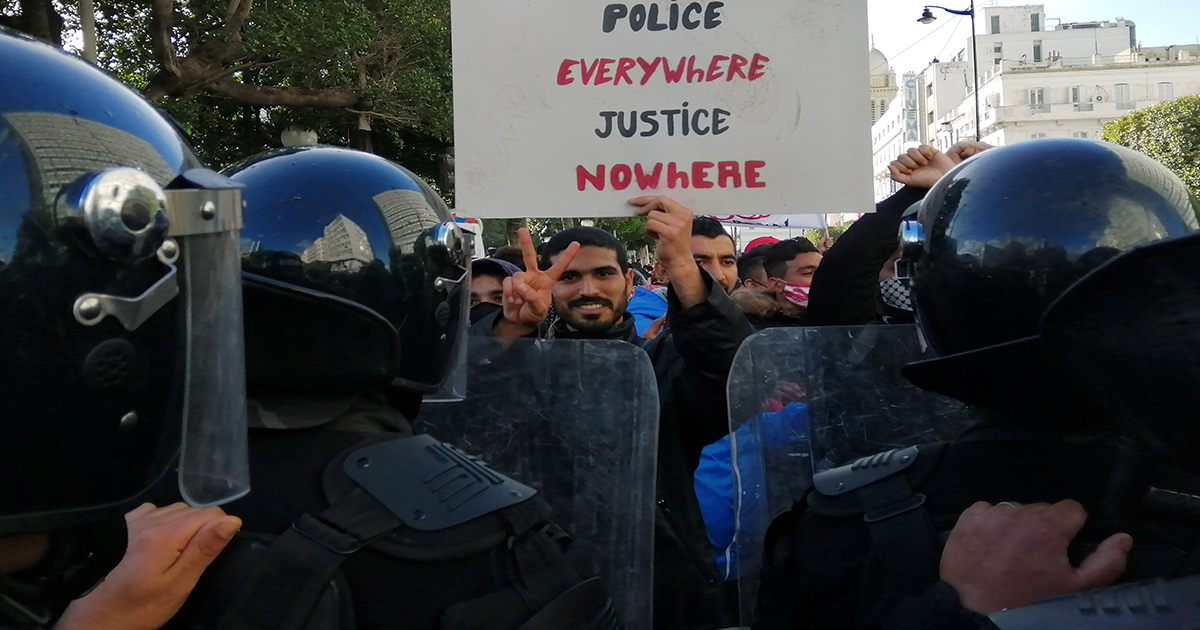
[0, 29, 250, 535]
[898, 139, 1199, 411]
[902, 138, 1199, 358]
[226, 146, 468, 407]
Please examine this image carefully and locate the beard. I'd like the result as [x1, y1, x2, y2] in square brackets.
[557, 295, 628, 332]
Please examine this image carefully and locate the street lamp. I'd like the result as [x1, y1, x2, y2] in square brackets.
[918, 2, 981, 141]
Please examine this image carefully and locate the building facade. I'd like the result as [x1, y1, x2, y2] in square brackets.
[869, 4, 1200, 200]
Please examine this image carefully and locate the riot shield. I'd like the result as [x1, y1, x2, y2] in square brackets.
[415, 337, 658, 629]
[723, 324, 976, 626]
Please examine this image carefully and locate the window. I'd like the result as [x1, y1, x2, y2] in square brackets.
[1158, 82, 1174, 100]
[1073, 131, 1090, 139]
[1070, 86, 1084, 103]
[993, 44, 1003, 54]
[927, 83, 933, 97]
[1031, 133, 1047, 139]
[928, 111, 935, 125]
[1029, 88, 1045, 105]
[1033, 42, 1042, 62]
[880, 100, 888, 114]
[991, 15, 1000, 34]
[1031, 13, 1040, 32]
[1115, 83, 1133, 109]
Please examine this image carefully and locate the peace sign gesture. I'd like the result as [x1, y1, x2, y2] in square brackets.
[494, 228, 580, 338]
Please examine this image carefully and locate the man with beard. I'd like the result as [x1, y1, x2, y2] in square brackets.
[472, 196, 755, 629]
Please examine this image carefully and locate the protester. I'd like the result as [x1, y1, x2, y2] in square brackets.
[490, 244, 527, 270]
[469, 257, 520, 323]
[752, 139, 1200, 629]
[736, 237, 823, 328]
[473, 196, 754, 629]
[806, 142, 992, 327]
[687, 216, 740, 294]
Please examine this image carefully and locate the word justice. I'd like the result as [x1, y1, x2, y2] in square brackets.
[557, 53, 769, 86]
[595, 104, 730, 138]
[575, 161, 766, 191]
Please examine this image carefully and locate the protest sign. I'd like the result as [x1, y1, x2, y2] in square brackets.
[452, 0, 871, 217]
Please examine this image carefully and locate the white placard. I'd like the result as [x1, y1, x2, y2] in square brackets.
[452, 0, 871, 218]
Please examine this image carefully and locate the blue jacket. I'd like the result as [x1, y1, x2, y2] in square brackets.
[694, 402, 810, 580]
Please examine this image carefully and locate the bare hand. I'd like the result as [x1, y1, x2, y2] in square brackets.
[631, 196, 694, 268]
[499, 228, 579, 334]
[816, 236, 834, 254]
[940, 500, 1132, 614]
[642, 315, 666, 339]
[55, 503, 242, 630]
[631, 196, 707, 308]
[947, 140, 993, 162]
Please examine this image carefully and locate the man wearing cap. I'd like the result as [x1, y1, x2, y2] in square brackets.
[469, 257, 521, 324]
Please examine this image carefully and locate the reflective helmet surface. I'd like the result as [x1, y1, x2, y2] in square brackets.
[909, 139, 1199, 357]
[0, 29, 202, 533]
[227, 146, 468, 394]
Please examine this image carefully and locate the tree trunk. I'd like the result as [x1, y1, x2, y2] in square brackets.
[505, 219, 528, 246]
[79, 0, 96, 61]
[4, 0, 63, 44]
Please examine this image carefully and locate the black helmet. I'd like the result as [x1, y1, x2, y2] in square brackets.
[0, 29, 249, 534]
[903, 139, 1199, 357]
[227, 146, 468, 398]
[899, 139, 1199, 410]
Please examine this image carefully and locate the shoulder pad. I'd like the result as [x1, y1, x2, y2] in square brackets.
[343, 434, 537, 532]
[812, 446, 920, 496]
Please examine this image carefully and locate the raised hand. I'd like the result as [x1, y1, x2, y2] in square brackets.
[496, 228, 579, 337]
[947, 140, 993, 163]
[631, 195, 706, 308]
[940, 500, 1132, 614]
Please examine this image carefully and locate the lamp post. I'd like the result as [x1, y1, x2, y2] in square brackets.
[919, 2, 981, 141]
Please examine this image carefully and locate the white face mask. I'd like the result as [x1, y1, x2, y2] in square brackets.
[782, 282, 811, 308]
[879, 277, 913, 311]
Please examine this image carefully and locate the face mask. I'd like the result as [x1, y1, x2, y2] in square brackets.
[782, 282, 811, 308]
[469, 301, 503, 324]
[879, 277, 913, 312]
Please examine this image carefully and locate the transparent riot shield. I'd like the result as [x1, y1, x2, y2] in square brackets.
[725, 325, 976, 626]
[414, 337, 659, 630]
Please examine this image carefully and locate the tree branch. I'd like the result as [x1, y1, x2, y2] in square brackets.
[208, 79, 360, 108]
[222, 0, 253, 41]
[149, 0, 178, 74]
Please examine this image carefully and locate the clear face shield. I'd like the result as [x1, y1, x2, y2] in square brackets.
[64, 167, 250, 507]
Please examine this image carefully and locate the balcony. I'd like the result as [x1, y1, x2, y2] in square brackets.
[1072, 102, 1094, 112]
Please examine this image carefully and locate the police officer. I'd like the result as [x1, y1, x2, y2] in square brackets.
[160, 146, 636, 630]
[752, 139, 1200, 629]
[0, 28, 247, 628]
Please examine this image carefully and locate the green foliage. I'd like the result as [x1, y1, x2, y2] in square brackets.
[1102, 95, 1200, 198]
[803, 222, 853, 245]
[90, 0, 453, 178]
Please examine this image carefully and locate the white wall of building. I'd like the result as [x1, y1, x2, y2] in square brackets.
[930, 56, 1200, 152]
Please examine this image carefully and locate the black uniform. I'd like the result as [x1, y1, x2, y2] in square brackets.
[164, 397, 618, 630]
[755, 418, 1200, 629]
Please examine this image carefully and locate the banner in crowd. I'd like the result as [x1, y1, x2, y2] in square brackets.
[709, 213, 828, 230]
[452, 0, 871, 218]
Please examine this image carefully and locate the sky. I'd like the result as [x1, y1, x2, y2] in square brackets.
[867, 0, 1200, 78]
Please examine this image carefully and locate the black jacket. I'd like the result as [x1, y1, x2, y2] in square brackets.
[754, 421, 1200, 630]
[806, 186, 927, 327]
[471, 273, 755, 629]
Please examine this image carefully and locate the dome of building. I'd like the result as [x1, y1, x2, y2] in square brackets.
[869, 47, 892, 76]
